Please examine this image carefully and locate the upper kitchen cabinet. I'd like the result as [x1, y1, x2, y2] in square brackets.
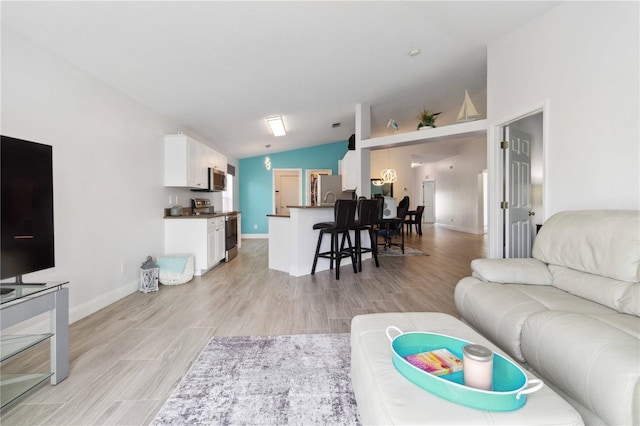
[340, 150, 359, 191]
[165, 134, 205, 188]
[164, 134, 226, 189]
[210, 149, 227, 171]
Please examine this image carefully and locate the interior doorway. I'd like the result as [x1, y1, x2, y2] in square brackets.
[422, 180, 435, 223]
[273, 169, 302, 216]
[306, 169, 332, 206]
[497, 111, 544, 258]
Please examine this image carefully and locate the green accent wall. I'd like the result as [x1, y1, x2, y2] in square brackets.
[239, 140, 348, 234]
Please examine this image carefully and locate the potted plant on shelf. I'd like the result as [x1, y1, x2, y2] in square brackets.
[417, 108, 441, 130]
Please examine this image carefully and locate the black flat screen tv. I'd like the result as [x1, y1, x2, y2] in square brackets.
[1, 135, 55, 284]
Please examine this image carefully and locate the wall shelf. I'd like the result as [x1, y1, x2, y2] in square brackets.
[351, 102, 488, 198]
[358, 119, 488, 150]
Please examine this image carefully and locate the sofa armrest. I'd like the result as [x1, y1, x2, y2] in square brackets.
[471, 258, 553, 285]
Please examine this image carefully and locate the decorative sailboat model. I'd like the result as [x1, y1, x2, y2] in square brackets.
[456, 90, 480, 122]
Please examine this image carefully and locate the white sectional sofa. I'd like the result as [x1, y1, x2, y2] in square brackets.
[455, 210, 640, 425]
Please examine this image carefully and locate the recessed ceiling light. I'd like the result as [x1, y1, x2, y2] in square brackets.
[409, 49, 421, 57]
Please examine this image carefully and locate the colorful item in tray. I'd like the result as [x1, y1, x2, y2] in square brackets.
[404, 348, 463, 376]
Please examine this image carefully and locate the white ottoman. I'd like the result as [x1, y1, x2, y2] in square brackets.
[350, 312, 583, 425]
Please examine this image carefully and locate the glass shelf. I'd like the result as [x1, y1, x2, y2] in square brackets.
[0, 281, 68, 306]
[1, 281, 69, 409]
[1, 334, 53, 362]
[1, 372, 53, 408]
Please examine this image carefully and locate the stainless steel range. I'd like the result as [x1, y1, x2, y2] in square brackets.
[225, 212, 238, 262]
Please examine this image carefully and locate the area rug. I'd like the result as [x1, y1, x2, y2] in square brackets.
[378, 245, 428, 256]
[151, 333, 360, 426]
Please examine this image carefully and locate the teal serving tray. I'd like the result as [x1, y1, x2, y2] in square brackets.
[386, 326, 543, 411]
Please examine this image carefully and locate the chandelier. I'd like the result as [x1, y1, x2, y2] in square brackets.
[380, 168, 397, 184]
[376, 149, 397, 184]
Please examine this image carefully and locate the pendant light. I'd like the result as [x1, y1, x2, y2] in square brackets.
[380, 149, 397, 184]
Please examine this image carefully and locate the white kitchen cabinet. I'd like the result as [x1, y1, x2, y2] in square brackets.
[211, 150, 227, 171]
[165, 217, 225, 276]
[207, 217, 225, 267]
[340, 150, 359, 191]
[164, 134, 207, 189]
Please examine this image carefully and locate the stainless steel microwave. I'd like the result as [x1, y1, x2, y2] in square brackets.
[193, 167, 226, 192]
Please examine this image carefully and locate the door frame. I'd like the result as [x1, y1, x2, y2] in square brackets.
[421, 179, 435, 223]
[273, 168, 302, 215]
[488, 100, 549, 258]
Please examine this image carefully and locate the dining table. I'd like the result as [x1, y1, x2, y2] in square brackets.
[377, 217, 405, 254]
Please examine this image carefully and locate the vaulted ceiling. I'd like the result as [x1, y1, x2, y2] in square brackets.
[1, 1, 559, 159]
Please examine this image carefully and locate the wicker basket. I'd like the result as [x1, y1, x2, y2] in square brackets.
[158, 254, 194, 285]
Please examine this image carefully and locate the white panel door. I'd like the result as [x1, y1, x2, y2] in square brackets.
[506, 127, 533, 258]
[422, 180, 435, 223]
[275, 170, 302, 215]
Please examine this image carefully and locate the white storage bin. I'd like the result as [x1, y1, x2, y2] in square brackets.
[158, 253, 194, 285]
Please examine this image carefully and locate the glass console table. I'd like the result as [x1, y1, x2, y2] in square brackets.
[0, 281, 69, 409]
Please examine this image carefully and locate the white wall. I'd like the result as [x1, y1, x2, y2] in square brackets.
[371, 149, 412, 201]
[412, 139, 486, 233]
[370, 137, 486, 233]
[487, 2, 639, 256]
[1, 28, 237, 331]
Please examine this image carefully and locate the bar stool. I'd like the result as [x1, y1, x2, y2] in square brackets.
[311, 199, 358, 279]
[352, 199, 381, 271]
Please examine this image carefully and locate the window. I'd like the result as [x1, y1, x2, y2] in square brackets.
[222, 174, 233, 212]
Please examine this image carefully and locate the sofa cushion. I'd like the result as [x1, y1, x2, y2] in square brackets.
[521, 311, 640, 426]
[532, 210, 640, 283]
[549, 265, 637, 312]
[455, 278, 616, 362]
[620, 283, 640, 316]
[455, 277, 548, 362]
[471, 258, 553, 285]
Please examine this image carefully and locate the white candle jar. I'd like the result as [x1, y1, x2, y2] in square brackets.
[463, 344, 493, 390]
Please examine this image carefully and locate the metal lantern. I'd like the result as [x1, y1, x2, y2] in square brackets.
[139, 255, 159, 293]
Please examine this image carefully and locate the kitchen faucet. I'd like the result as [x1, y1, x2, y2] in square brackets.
[323, 191, 336, 203]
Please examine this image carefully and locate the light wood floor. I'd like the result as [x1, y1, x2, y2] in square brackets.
[1, 225, 485, 425]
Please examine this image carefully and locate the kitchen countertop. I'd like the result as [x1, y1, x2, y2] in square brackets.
[267, 205, 332, 218]
[164, 210, 240, 219]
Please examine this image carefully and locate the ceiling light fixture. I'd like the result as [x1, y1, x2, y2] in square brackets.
[379, 149, 397, 184]
[266, 116, 286, 137]
[408, 49, 421, 57]
[380, 168, 397, 184]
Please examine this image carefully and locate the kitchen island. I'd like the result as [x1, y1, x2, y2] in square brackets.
[268, 205, 371, 277]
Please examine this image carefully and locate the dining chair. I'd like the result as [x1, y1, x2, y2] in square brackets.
[405, 205, 425, 235]
[377, 205, 408, 253]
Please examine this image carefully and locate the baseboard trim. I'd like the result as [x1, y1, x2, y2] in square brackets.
[241, 233, 268, 239]
[436, 223, 485, 235]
